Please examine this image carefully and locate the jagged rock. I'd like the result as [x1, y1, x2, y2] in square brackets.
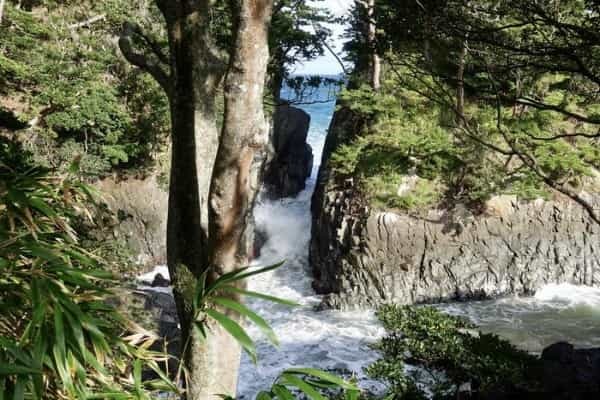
[310, 107, 600, 310]
[263, 105, 313, 198]
[253, 227, 269, 259]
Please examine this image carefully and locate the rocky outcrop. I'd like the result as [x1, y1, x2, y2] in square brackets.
[458, 342, 600, 399]
[94, 175, 168, 268]
[310, 108, 600, 310]
[263, 105, 313, 198]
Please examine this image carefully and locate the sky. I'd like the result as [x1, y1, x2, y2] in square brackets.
[294, 0, 353, 76]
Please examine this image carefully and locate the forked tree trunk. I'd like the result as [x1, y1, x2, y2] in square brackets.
[197, 0, 273, 398]
[121, 1, 272, 398]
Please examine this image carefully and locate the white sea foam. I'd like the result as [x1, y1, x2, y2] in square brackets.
[534, 283, 600, 307]
[237, 94, 386, 398]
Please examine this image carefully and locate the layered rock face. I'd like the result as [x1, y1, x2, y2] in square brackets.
[95, 175, 168, 268]
[263, 105, 313, 198]
[310, 109, 600, 310]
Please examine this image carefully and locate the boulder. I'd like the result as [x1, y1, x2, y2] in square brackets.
[541, 342, 600, 394]
[263, 105, 313, 198]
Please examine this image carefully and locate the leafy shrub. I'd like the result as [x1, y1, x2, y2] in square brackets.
[330, 67, 599, 211]
[368, 305, 541, 399]
[1, 2, 170, 178]
[0, 140, 175, 399]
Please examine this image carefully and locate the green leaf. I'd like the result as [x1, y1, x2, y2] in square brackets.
[193, 268, 209, 310]
[28, 197, 57, 218]
[12, 376, 25, 400]
[220, 286, 298, 307]
[212, 297, 279, 346]
[0, 365, 41, 375]
[256, 391, 272, 400]
[133, 360, 142, 393]
[230, 261, 286, 283]
[284, 368, 359, 390]
[205, 309, 257, 364]
[271, 384, 296, 400]
[279, 373, 326, 400]
[146, 360, 178, 393]
[345, 388, 360, 400]
[204, 262, 286, 296]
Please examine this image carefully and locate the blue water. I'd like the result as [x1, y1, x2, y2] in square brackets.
[237, 80, 385, 397]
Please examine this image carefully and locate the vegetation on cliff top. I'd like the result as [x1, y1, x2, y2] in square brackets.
[332, 0, 600, 214]
[0, 1, 170, 177]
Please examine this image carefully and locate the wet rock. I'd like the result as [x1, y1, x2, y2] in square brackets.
[263, 105, 313, 198]
[541, 342, 600, 395]
[253, 227, 269, 259]
[310, 106, 600, 310]
[151, 273, 170, 287]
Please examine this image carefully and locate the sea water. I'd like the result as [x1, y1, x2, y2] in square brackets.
[237, 81, 386, 397]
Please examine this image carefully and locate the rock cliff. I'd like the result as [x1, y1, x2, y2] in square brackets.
[95, 175, 168, 269]
[263, 105, 313, 198]
[310, 108, 600, 310]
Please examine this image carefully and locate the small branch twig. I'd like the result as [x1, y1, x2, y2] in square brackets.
[68, 14, 106, 30]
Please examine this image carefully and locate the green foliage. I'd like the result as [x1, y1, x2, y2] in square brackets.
[330, 66, 599, 211]
[0, 1, 170, 178]
[368, 305, 541, 399]
[0, 140, 176, 399]
[338, 0, 600, 213]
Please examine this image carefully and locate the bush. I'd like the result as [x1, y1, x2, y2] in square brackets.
[368, 305, 541, 399]
[0, 139, 175, 399]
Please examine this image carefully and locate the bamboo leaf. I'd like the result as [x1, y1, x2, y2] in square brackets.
[0, 365, 41, 375]
[205, 309, 257, 364]
[12, 376, 25, 400]
[212, 297, 278, 346]
[284, 368, 359, 390]
[256, 391, 272, 400]
[279, 373, 327, 400]
[271, 384, 296, 400]
[220, 286, 299, 307]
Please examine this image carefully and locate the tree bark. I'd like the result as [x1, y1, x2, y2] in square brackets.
[121, 1, 272, 398]
[456, 38, 467, 126]
[156, 2, 227, 399]
[366, 0, 380, 91]
[0, 0, 6, 24]
[210, 0, 273, 277]
[195, 1, 273, 398]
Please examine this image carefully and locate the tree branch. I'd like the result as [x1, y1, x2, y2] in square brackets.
[68, 14, 106, 30]
[0, 0, 6, 24]
[119, 22, 172, 96]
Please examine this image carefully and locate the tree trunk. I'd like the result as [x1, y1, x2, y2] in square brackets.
[456, 38, 467, 126]
[210, 0, 273, 279]
[160, 2, 226, 399]
[191, 1, 273, 399]
[271, 61, 285, 104]
[0, 0, 6, 24]
[366, 0, 380, 91]
[121, 1, 272, 398]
